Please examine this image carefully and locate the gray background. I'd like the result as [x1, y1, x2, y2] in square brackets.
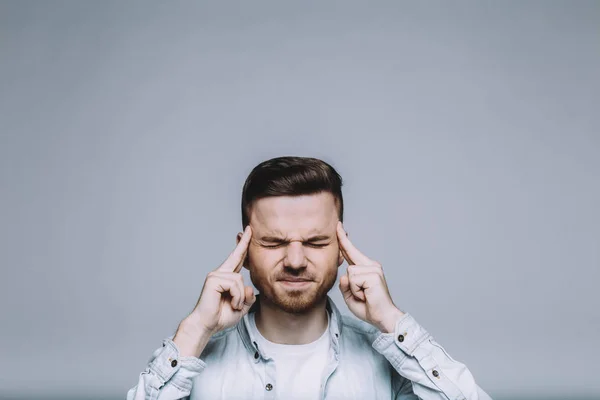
[1, 1, 599, 399]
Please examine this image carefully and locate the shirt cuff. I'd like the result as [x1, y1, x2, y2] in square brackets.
[147, 338, 206, 389]
[372, 313, 431, 358]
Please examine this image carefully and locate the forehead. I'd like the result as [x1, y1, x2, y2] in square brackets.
[249, 192, 338, 237]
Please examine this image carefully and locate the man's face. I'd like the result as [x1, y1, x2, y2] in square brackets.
[239, 192, 344, 314]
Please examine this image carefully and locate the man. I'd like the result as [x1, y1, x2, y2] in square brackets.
[128, 156, 492, 399]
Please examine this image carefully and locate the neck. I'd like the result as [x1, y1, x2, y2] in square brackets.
[254, 296, 329, 345]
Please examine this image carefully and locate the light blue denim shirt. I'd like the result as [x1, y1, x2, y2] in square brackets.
[127, 297, 492, 399]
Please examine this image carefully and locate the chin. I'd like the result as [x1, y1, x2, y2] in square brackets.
[271, 290, 325, 314]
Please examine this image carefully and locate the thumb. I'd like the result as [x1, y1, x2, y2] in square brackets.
[241, 286, 256, 315]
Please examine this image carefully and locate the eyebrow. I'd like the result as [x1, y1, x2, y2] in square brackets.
[260, 235, 331, 243]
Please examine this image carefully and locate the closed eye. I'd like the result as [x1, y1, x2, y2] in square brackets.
[261, 243, 329, 249]
[262, 243, 284, 248]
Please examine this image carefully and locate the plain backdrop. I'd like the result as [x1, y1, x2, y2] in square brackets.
[1, 1, 599, 399]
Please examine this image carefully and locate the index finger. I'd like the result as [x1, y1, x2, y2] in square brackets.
[336, 221, 373, 265]
[219, 225, 252, 272]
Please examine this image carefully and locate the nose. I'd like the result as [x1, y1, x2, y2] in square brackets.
[283, 241, 308, 270]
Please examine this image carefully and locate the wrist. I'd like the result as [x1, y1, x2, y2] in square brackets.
[179, 315, 214, 337]
[377, 308, 405, 333]
[173, 317, 214, 357]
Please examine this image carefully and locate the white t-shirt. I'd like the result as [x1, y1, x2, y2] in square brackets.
[249, 312, 331, 400]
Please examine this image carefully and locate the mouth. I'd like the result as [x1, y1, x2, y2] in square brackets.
[277, 278, 314, 289]
[278, 278, 313, 282]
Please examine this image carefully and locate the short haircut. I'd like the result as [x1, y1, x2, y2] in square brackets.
[241, 156, 344, 228]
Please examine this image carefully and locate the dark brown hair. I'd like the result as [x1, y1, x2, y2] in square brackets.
[241, 156, 344, 228]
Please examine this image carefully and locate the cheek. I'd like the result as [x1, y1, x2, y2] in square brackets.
[249, 247, 280, 270]
[306, 247, 339, 265]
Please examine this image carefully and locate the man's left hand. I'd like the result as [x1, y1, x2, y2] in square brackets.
[336, 222, 405, 333]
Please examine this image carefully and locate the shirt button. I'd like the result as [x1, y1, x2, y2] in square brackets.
[265, 383, 273, 391]
[171, 359, 178, 368]
[397, 334, 404, 342]
[254, 352, 259, 359]
[432, 370, 439, 378]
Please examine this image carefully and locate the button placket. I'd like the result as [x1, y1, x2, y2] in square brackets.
[252, 341, 262, 363]
[263, 357, 277, 399]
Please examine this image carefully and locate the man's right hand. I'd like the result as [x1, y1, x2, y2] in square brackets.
[173, 226, 256, 357]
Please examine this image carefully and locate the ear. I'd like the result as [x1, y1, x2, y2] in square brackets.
[236, 232, 250, 270]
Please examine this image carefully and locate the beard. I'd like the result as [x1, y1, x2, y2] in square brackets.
[249, 264, 338, 314]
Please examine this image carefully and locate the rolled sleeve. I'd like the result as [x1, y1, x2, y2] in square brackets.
[373, 313, 431, 358]
[127, 338, 207, 400]
[149, 339, 205, 385]
[372, 314, 492, 400]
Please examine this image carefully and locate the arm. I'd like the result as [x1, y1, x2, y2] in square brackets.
[335, 222, 492, 399]
[127, 226, 256, 399]
[126, 338, 206, 400]
[373, 313, 493, 400]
